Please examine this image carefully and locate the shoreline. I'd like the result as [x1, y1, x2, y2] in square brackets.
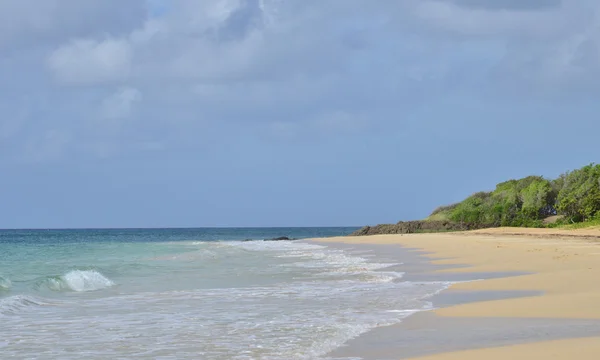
[312, 227, 600, 359]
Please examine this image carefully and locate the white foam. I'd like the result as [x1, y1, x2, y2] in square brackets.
[282, 248, 401, 280]
[61, 270, 114, 292]
[358, 271, 405, 283]
[386, 308, 427, 313]
[0, 239, 458, 359]
[226, 240, 327, 252]
[0, 295, 46, 316]
[0, 276, 11, 291]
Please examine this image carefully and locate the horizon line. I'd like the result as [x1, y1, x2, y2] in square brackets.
[0, 225, 362, 231]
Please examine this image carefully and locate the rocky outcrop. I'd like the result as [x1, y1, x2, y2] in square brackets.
[242, 236, 294, 242]
[268, 236, 293, 241]
[350, 220, 476, 236]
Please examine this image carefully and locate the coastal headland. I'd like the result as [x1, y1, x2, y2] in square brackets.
[315, 226, 600, 359]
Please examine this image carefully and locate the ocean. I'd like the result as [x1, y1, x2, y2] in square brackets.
[0, 228, 452, 359]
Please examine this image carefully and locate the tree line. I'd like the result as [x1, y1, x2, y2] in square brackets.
[430, 163, 600, 228]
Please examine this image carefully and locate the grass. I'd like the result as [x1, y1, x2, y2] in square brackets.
[425, 213, 450, 222]
[547, 213, 600, 230]
[557, 217, 600, 230]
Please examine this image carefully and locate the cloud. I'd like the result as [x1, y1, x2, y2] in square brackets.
[41, 0, 596, 92]
[47, 38, 133, 84]
[395, 0, 600, 93]
[4, 0, 600, 229]
[448, 0, 561, 11]
[43, 0, 386, 86]
[0, 0, 146, 51]
[101, 87, 142, 120]
[409, 0, 568, 38]
[3, 0, 600, 164]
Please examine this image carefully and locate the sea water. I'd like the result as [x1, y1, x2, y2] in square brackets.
[0, 228, 452, 359]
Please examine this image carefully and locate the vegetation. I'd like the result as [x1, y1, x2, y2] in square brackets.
[430, 163, 600, 229]
[552, 214, 600, 230]
[352, 163, 600, 236]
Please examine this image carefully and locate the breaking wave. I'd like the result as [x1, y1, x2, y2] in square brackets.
[0, 276, 11, 291]
[36, 270, 115, 292]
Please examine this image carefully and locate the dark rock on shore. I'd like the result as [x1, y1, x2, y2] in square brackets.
[268, 236, 293, 241]
[350, 220, 479, 236]
[241, 237, 295, 242]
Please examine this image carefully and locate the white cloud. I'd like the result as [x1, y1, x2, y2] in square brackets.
[0, 0, 146, 50]
[412, 0, 564, 37]
[47, 38, 133, 84]
[42, 0, 363, 86]
[41, 0, 595, 92]
[43, 1, 266, 84]
[101, 87, 142, 120]
[3, 0, 600, 164]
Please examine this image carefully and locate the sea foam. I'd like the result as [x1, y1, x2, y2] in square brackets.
[0, 276, 11, 291]
[0, 235, 454, 359]
[39, 270, 114, 292]
[0, 295, 45, 316]
[61, 270, 114, 292]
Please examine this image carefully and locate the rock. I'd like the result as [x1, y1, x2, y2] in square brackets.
[350, 220, 478, 236]
[543, 215, 564, 225]
[268, 236, 292, 241]
[242, 236, 294, 241]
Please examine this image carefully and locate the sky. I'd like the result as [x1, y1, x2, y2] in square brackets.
[1, 0, 599, 229]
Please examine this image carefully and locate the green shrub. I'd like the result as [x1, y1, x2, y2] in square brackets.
[555, 164, 600, 222]
[428, 163, 599, 229]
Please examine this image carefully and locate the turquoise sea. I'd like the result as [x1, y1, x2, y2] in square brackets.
[0, 228, 451, 359]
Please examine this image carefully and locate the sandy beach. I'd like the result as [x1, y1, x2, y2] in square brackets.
[316, 227, 600, 359]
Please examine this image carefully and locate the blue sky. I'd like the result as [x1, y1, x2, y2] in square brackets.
[0, 0, 599, 228]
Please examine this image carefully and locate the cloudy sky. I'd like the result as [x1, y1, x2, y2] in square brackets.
[1, 0, 599, 228]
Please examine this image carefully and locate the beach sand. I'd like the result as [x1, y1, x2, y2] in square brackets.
[315, 227, 600, 359]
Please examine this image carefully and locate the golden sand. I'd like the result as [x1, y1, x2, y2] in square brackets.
[316, 227, 600, 359]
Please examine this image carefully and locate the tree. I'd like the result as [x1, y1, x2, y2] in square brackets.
[556, 164, 600, 221]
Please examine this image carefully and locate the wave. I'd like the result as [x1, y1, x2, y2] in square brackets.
[148, 249, 218, 262]
[0, 295, 46, 316]
[0, 276, 11, 291]
[358, 271, 405, 284]
[35, 270, 115, 292]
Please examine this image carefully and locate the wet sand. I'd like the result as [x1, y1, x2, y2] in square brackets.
[313, 227, 600, 359]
